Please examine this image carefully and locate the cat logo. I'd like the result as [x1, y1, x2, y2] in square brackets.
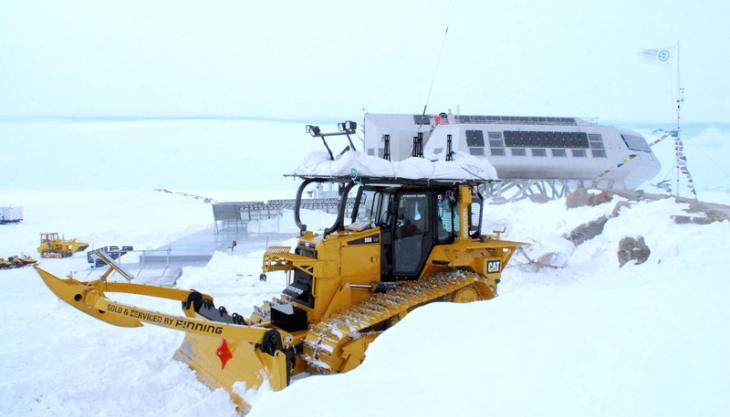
[487, 260, 501, 274]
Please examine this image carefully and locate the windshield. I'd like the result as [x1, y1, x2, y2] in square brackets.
[355, 190, 379, 224]
[621, 134, 651, 152]
[294, 180, 391, 235]
[347, 187, 393, 231]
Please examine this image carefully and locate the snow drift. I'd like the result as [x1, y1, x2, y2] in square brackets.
[294, 150, 498, 180]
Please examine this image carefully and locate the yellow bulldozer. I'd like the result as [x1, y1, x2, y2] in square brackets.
[1, 255, 37, 269]
[37, 232, 89, 258]
[34, 123, 524, 414]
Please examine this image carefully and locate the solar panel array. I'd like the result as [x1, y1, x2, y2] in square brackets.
[411, 114, 578, 126]
[455, 115, 578, 125]
[503, 131, 589, 148]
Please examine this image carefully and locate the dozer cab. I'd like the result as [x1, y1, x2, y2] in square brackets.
[34, 122, 524, 414]
[37, 232, 89, 258]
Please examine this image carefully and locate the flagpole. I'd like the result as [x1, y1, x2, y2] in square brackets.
[675, 40, 681, 197]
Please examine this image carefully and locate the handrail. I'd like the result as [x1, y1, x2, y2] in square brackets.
[324, 181, 357, 236]
[294, 178, 317, 234]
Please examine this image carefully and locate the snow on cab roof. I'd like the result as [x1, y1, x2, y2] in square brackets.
[294, 150, 498, 181]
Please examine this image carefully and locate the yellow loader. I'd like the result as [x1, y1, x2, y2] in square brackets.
[19, 255, 38, 266]
[34, 124, 524, 414]
[0, 258, 11, 269]
[37, 232, 89, 258]
[1, 255, 36, 269]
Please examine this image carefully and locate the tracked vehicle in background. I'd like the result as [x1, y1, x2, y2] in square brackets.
[1, 255, 37, 269]
[34, 122, 524, 414]
[37, 232, 89, 258]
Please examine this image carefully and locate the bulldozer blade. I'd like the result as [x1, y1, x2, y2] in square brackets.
[34, 266, 142, 328]
[35, 265, 290, 414]
[174, 331, 290, 414]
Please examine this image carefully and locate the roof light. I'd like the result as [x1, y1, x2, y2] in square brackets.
[337, 120, 357, 134]
[306, 125, 321, 136]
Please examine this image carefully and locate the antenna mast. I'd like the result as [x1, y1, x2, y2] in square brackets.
[420, 1, 455, 124]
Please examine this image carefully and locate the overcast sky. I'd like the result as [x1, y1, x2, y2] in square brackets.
[1, 0, 728, 123]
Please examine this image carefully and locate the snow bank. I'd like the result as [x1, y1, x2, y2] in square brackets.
[249, 196, 730, 417]
[295, 150, 498, 180]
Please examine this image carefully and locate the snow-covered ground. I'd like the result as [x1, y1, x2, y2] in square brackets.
[0, 191, 235, 417]
[0, 190, 213, 256]
[251, 196, 730, 417]
[1, 120, 729, 416]
[1, 188, 728, 417]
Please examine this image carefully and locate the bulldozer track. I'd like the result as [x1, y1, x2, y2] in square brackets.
[302, 270, 487, 373]
[40, 251, 68, 259]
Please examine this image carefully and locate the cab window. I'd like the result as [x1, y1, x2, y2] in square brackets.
[351, 189, 387, 231]
[378, 193, 392, 226]
[436, 192, 458, 242]
[355, 190, 379, 225]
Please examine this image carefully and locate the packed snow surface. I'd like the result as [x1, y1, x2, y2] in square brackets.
[1, 189, 728, 417]
[295, 150, 498, 180]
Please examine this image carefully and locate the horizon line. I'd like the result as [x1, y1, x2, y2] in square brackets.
[0, 114, 728, 126]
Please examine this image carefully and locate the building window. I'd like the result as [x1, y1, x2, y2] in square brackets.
[531, 148, 547, 157]
[621, 134, 651, 152]
[588, 133, 604, 149]
[511, 148, 526, 156]
[466, 130, 486, 156]
[572, 149, 587, 157]
[466, 130, 485, 146]
[592, 150, 607, 158]
[551, 149, 567, 157]
[490, 148, 505, 156]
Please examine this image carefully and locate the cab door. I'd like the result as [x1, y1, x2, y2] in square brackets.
[392, 193, 433, 279]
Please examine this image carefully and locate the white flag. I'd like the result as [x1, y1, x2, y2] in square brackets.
[639, 47, 674, 64]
